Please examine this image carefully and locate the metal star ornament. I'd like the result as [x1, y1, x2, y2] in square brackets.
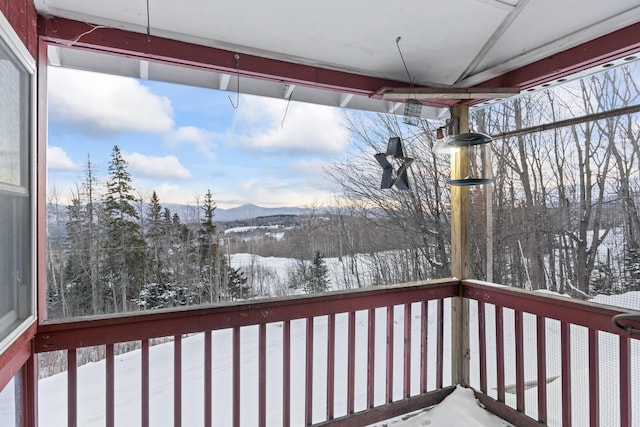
[374, 137, 414, 190]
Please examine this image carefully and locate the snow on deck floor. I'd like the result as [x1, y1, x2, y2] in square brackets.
[369, 386, 511, 427]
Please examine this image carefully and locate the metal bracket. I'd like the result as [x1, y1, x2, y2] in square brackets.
[612, 313, 640, 335]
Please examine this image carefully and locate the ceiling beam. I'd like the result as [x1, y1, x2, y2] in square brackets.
[466, 16, 640, 92]
[37, 16, 432, 103]
[382, 87, 520, 100]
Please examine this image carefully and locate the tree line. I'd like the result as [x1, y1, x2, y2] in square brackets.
[47, 145, 249, 318]
[329, 61, 640, 298]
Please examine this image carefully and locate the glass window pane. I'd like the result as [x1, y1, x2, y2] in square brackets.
[0, 36, 28, 188]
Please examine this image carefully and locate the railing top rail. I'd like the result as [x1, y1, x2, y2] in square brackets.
[462, 279, 640, 337]
[35, 279, 459, 352]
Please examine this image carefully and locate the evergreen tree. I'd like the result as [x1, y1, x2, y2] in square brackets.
[102, 145, 146, 312]
[146, 191, 165, 284]
[308, 251, 330, 293]
[198, 189, 220, 303]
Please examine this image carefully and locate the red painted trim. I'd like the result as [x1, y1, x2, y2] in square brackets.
[35, 16, 445, 104]
[515, 310, 524, 412]
[282, 320, 291, 427]
[106, 344, 114, 427]
[620, 336, 631, 427]
[258, 324, 266, 427]
[35, 281, 459, 352]
[436, 300, 443, 390]
[174, 335, 182, 427]
[347, 311, 356, 414]
[385, 306, 394, 403]
[403, 304, 411, 399]
[22, 352, 38, 427]
[473, 391, 547, 427]
[68, 348, 77, 427]
[232, 327, 240, 427]
[420, 302, 428, 394]
[495, 306, 505, 403]
[475, 21, 640, 93]
[141, 339, 149, 427]
[326, 313, 335, 420]
[462, 280, 640, 336]
[0, 0, 37, 58]
[203, 331, 212, 427]
[37, 37, 48, 323]
[305, 318, 313, 425]
[366, 308, 375, 409]
[536, 316, 547, 425]
[561, 322, 571, 427]
[588, 329, 599, 427]
[478, 301, 487, 394]
[0, 322, 36, 392]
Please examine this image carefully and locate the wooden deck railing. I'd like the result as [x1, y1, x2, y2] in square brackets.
[463, 280, 640, 427]
[4, 278, 639, 426]
[33, 279, 459, 427]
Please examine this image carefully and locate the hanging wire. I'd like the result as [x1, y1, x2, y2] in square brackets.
[146, 0, 151, 41]
[281, 87, 294, 128]
[395, 36, 414, 86]
[228, 54, 240, 109]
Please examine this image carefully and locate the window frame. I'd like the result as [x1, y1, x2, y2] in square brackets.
[0, 10, 37, 356]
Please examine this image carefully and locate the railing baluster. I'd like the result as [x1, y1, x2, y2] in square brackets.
[536, 316, 547, 425]
[478, 301, 487, 394]
[204, 331, 212, 427]
[68, 348, 77, 427]
[386, 305, 394, 403]
[367, 308, 375, 408]
[283, 320, 291, 427]
[436, 299, 443, 390]
[561, 322, 571, 427]
[403, 303, 411, 399]
[327, 314, 335, 420]
[348, 311, 356, 414]
[233, 327, 240, 427]
[106, 344, 114, 427]
[495, 306, 504, 403]
[305, 317, 314, 426]
[420, 301, 428, 394]
[174, 335, 182, 427]
[588, 329, 599, 427]
[515, 310, 524, 412]
[620, 335, 631, 427]
[142, 339, 149, 427]
[259, 324, 266, 427]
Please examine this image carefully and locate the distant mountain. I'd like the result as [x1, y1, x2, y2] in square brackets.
[162, 203, 317, 222]
[215, 204, 312, 222]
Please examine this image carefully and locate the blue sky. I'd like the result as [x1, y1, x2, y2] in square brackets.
[47, 67, 354, 209]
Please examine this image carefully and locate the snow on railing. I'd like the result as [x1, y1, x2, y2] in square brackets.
[33, 279, 458, 427]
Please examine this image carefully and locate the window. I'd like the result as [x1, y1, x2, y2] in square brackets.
[0, 12, 35, 349]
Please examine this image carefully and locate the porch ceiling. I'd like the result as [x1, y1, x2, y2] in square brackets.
[34, 0, 640, 118]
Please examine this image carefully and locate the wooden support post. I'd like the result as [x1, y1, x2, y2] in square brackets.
[450, 105, 470, 387]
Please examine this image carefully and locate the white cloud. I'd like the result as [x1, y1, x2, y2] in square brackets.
[47, 146, 79, 170]
[230, 96, 350, 153]
[123, 152, 191, 180]
[166, 126, 218, 159]
[48, 67, 174, 134]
